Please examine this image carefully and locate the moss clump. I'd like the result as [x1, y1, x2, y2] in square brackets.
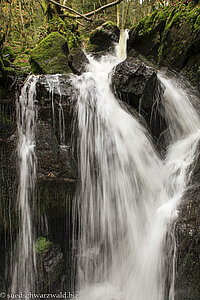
[35, 237, 52, 254]
[30, 32, 72, 74]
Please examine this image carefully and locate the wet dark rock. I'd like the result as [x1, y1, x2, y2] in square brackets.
[175, 151, 200, 300]
[68, 49, 89, 75]
[111, 58, 166, 144]
[111, 58, 158, 108]
[36, 74, 74, 101]
[86, 21, 120, 55]
[42, 244, 63, 273]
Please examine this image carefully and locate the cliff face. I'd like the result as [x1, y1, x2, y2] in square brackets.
[127, 2, 200, 90]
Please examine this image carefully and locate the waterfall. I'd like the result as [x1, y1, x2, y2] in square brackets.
[117, 29, 129, 60]
[46, 74, 66, 145]
[11, 75, 38, 293]
[72, 34, 200, 299]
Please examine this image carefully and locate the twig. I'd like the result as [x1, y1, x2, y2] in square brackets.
[47, 0, 93, 21]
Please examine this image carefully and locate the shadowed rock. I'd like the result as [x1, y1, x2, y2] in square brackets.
[86, 21, 120, 55]
[111, 57, 166, 144]
[68, 49, 89, 75]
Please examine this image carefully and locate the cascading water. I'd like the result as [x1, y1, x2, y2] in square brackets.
[11, 75, 38, 293]
[116, 29, 129, 60]
[72, 32, 200, 300]
[46, 74, 66, 145]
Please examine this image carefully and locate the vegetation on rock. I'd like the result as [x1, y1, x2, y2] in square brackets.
[128, 1, 200, 89]
[30, 32, 71, 74]
[35, 237, 53, 254]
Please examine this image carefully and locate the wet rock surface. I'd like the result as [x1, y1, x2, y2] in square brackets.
[111, 57, 166, 144]
[175, 151, 200, 300]
[68, 49, 89, 75]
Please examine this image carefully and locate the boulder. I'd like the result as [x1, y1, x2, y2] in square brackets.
[111, 58, 158, 109]
[30, 32, 72, 74]
[86, 21, 120, 54]
[68, 48, 89, 75]
[111, 58, 166, 143]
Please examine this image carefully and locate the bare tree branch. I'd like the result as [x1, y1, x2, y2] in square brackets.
[49, 0, 123, 21]
[84, 0, 123, 17]
[46, 0, 93, 21]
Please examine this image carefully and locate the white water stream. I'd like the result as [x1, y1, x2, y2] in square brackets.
[72, 33, 200, 300]
[11, 75, 38, 293]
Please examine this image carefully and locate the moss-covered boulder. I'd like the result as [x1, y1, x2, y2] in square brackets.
[86, 21, 120, 54]
[30, 32, 72, 74]
[127, 2, 200, 89]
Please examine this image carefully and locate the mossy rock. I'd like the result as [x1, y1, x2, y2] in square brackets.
[127, 3, 200, 90]
[87, 21, 120, 53]
[30, 32, 72, 74]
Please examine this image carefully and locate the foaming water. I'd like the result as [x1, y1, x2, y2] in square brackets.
[72, 37, 200, 299]
[11, 75, 38, 293]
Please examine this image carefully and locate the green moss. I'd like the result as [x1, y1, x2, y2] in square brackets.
[30, 32, 71, 74]
[0, 56, 5, 72]
[5, 67, 16, 76]
[35, 237, 53, 254]
[46, 16, 81, 50]
[101, 21, 118, 29]
[14, 54, 30, 69]
[194, 14, 200, 32]
[90, 21, 118, 39]
[134, 9, 168, 37]
[66, 32, 81, 50]
[85, 38, 98, 53]
[2, 45, 15, 62]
